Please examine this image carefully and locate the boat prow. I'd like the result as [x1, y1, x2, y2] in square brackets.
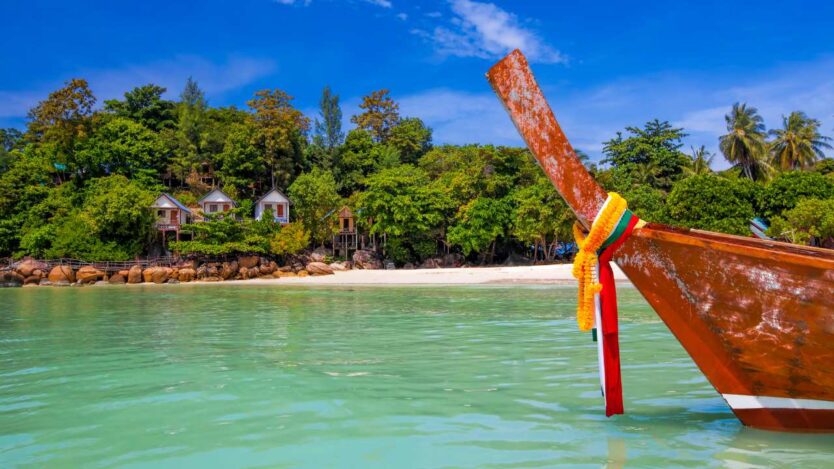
[487, 49, 834, 432]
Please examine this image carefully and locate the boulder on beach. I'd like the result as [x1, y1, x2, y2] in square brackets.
[127, 265, 143, 284]
[306, 262, 334, 275]
[23, 275, 42, 285]
[108, 273, 126, 284]
[1, 271, 24, 287]
[297, 270, 309, 277]
[152, 267, 172, 284]
[352, 250, 382, 270]
[329, 262, 347, 271]
[118, 269, 129, 277]
[48, 265, 75, 284]
[259, 261, 277, 275]
[247, 267, 260, 278]
[238, 255, 260, 269]
[178, 268, 195, 282]
[238, 266, 250, 280]
[310, 248, 328, 263]
[77, 266, 105, 284]
[220, 261, 238, 280]
[16, 258, 48, 277]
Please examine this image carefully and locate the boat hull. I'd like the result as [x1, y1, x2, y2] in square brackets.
[487, 49, 834, 432]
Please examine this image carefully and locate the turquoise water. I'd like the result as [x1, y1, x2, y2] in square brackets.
[1, 285, 832, 468]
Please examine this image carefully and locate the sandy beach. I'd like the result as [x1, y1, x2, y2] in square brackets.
[224, 263, 630, 286]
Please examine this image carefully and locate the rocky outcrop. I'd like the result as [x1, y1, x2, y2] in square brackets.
[220, 261, 238, 280]
[297, 270, 309, 277]
[108, 273, 126, 284]
[1, 271, 24, 287]
[178, 268, 195, 282]
[238, 255, 260, 269]
[352, 250, 382, 270]
[77, 266, 105, 284]
[329, 262, 348, 271]
[16, 258, 48, 277]
[142, 266, 171, 284]
[306, 262, 334, 275]
[48, 265, 75, 284]
[127, 265, 143, 284]
[259, 261, 277, 275]
[310, 248, 328, 263]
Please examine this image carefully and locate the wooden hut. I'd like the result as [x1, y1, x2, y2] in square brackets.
[151, 193, 192, 244]
[197, 188, 237, 218]
[254, 188, 291, 224]
[332, 206, 358, 257]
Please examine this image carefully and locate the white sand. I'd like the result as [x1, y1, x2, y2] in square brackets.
[226, 263, 629, 286]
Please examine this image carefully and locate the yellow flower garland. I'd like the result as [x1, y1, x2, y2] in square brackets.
[572, 193, 628, 331]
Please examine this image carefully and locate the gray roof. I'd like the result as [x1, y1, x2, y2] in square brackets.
[153, 193, 192, 214]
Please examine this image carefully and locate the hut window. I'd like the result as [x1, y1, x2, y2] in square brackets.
[157, 210, 164, 217]
[209, 204, 218, 213]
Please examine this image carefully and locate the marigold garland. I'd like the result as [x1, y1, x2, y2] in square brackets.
[572, 193, 629, 331]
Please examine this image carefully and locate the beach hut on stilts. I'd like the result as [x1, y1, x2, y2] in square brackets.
[332, 206, 358, 258]
[151, 193, 192, 249]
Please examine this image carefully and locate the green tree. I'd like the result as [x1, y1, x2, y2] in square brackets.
[768, 198, 834, 246]
[351, 89, 400, 143]
[510, 179, 575, 261]
[361, 164, 445, 239]
[447, 197, 512, 261]
[170, 77, 208, 181]
[248, 88, 310, 189]
[665, 174, 757, 235]
[769, 111, 832, 170]
[270, 222, 310, 257]
[288, 167, 341, 246]
[388, 117, 432, 164]
[76, 117, 164, 184]
[684, 145, 714, 176]
[0, 128, 23, 174]
[759, 170, 834, 219]
[602, 119, 689, 191]
[216, 122, 263, 196]
[333, 128, 377, 194]
[104, 84, 176, 132]
[313, 86, 344, 151]
[719, 103, 772, 181]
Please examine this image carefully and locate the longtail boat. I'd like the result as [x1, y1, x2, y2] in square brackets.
[487, 50, 834, 432]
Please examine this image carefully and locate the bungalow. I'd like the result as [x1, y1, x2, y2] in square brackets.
[254, 188, 291, 224]
[151, 193, 192, 241]
[198, 188, 237, 217]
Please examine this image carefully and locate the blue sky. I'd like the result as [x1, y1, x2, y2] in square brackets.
[2, 0, 834, 165]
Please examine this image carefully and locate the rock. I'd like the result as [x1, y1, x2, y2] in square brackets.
[142, 267, 155, 283]
[297, 270, 309, 277]
[48, 265, 75, 283]
[419, 258, 443, 269]
[167, 279, 180, 284]
[220, 261, 238, 280]
[238, 266, 250, 280]
[277, 271, 297, 278]
[238, 255, 260, 269]
[77, 266, 105, 284]
[108, 273, 126, 284]
[118, 269, 129, 277]
[1, 271, 24, 287]
[278, 265, 293, 272]
[384, 260, 396, 270]
[16, 258, 48, 277]
[306, 262, 334, 275]
[94, 281, 107, 286]
[352, 250, 382, 270]
[329, 262, 347, 271]
[151, 267, 171, 284]
[127, 265, 143, 284]
[441, 253, 465, 268]
[272, 271, 283, 278]
[178, 268, 195, 282]
[402, 263, 415, 270]
[39, 280, 52, 286]
[201, 276, 222, 282]
[259, 261, 277, 275]
[310, 248, 328, 263]
[32, 269, 44, 279]
[248, 267, 260, 278]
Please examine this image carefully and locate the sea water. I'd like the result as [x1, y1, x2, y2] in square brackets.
[1, 285, 832, 468]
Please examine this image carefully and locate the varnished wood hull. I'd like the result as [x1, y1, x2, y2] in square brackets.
[487, 50, 834, 432]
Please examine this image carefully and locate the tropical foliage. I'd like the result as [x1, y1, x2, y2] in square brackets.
[1, 78, 833, 264]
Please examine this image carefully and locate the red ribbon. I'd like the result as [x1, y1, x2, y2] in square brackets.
[597, 215, 640, 417]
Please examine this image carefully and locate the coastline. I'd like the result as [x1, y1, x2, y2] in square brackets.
[198, 264, 631, 286]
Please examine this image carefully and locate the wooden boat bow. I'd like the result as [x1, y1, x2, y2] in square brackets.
[487, 49, 834, 432]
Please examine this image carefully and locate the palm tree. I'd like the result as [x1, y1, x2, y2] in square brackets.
[719, 103, 772, 181]
[769, 111, 832, 170]
[684, 145, 714, 176]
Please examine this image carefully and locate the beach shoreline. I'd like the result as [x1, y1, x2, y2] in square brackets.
[199, 264, 630, 286]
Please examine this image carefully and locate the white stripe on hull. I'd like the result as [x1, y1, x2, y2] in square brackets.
[723, 394, 834, 410]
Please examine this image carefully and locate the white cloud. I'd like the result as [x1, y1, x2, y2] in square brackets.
[397, 12, 408, 21]
[416, 0, 565, 64]
[363, 0, 392, 7]
[0, 55, 276, 121]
